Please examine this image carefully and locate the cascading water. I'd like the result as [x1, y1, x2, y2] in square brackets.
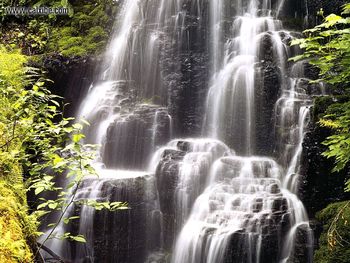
[45, 0, 318, 262]
[171, 1, 317, 262]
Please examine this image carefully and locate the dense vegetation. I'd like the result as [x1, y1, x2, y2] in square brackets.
[291, 3, 350, 262]
[0, 0, 118, 57]
[0, 45, 93, 262]
[0, 45, 127, 262]
[314, 201, 350, 263]
[0, 47, 37, 262]
[292, 4, 350, 180]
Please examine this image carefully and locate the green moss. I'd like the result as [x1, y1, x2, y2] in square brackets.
[1, 0, 118, 58]
[0, 181, 37, 263]
[314, 201, 350, 263]
[0, 46, 27, 87]
[57, 35, 84, 54]
[87, 26, 108, 42]
[51, 24, 108, 57]
[45, 1, 117, 57]
[0, 47, 38, 262]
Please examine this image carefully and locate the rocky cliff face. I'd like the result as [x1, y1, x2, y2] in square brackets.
[300, 121, 350, 217]
[43, 55, 100, 116]
[299, 97, 350, 260]
[103, 104, 171, 170]
[160, 3, 210, 138]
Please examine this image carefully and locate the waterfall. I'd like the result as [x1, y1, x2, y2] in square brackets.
[45, 0, 318, 262]
[171, 1, 315, 262]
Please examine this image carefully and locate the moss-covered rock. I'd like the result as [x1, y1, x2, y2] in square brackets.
[0, 181, 37, 263]
[47, 1, 116, 57]
[314, 201, 350, 263]
[0, 0, 119, 58]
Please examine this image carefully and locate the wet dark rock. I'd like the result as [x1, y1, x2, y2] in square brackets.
[176, 141, 193, 152]
[145, 252, 169, 263]
[259, 233, 280, 263]
[272, 198, 288, 214]
[281, 212, 292, 236]
[309, 219, 322, 252]
[224, 229, 279, 263]
[161, 7, 210, 138]
[156, 152, 182, 250]
[67, 175, 161, 263]
[262, 219, 276, 235]
[289, 224, 313, 263]
[299, 112, 350, 217]
[42, 54, 100, 116]
[103, 105, 171, 170]
[252, 198, 263, 212]
[224, 230, 250, 263]
[255, 59, 281, 156]
[303, 63, 320, 81]
[299, 97, 350, 261]
[161, 149, 186, 161]
[231, 198, 241, 208]
[277, 0, 306, 22]
[269, 183, 281, 194]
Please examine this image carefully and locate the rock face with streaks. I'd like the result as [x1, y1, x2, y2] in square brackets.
[299, 97, 350, 217]
[62, 171, 161, 263]
[103, 104, 171, 170]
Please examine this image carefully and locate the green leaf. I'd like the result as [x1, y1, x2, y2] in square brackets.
[37, 202, 48, 210]
[61, 0, 68, 7]
[35, 187, 45, 195]
[72, 123, 83, 130]
[290, 10, 350, 191]
[289, 54, 306, 62]
[71, 235, 86, 243]
[48, 202, 58, 209]
[324, 14, 344, 28]
[117, 206, 130, 210]
[72, 133, 85, 143]
[53, 154, 64, 166]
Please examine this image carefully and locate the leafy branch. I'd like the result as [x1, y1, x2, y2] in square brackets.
[0, 48, 127, 260]
[290, 4, 350, 192]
